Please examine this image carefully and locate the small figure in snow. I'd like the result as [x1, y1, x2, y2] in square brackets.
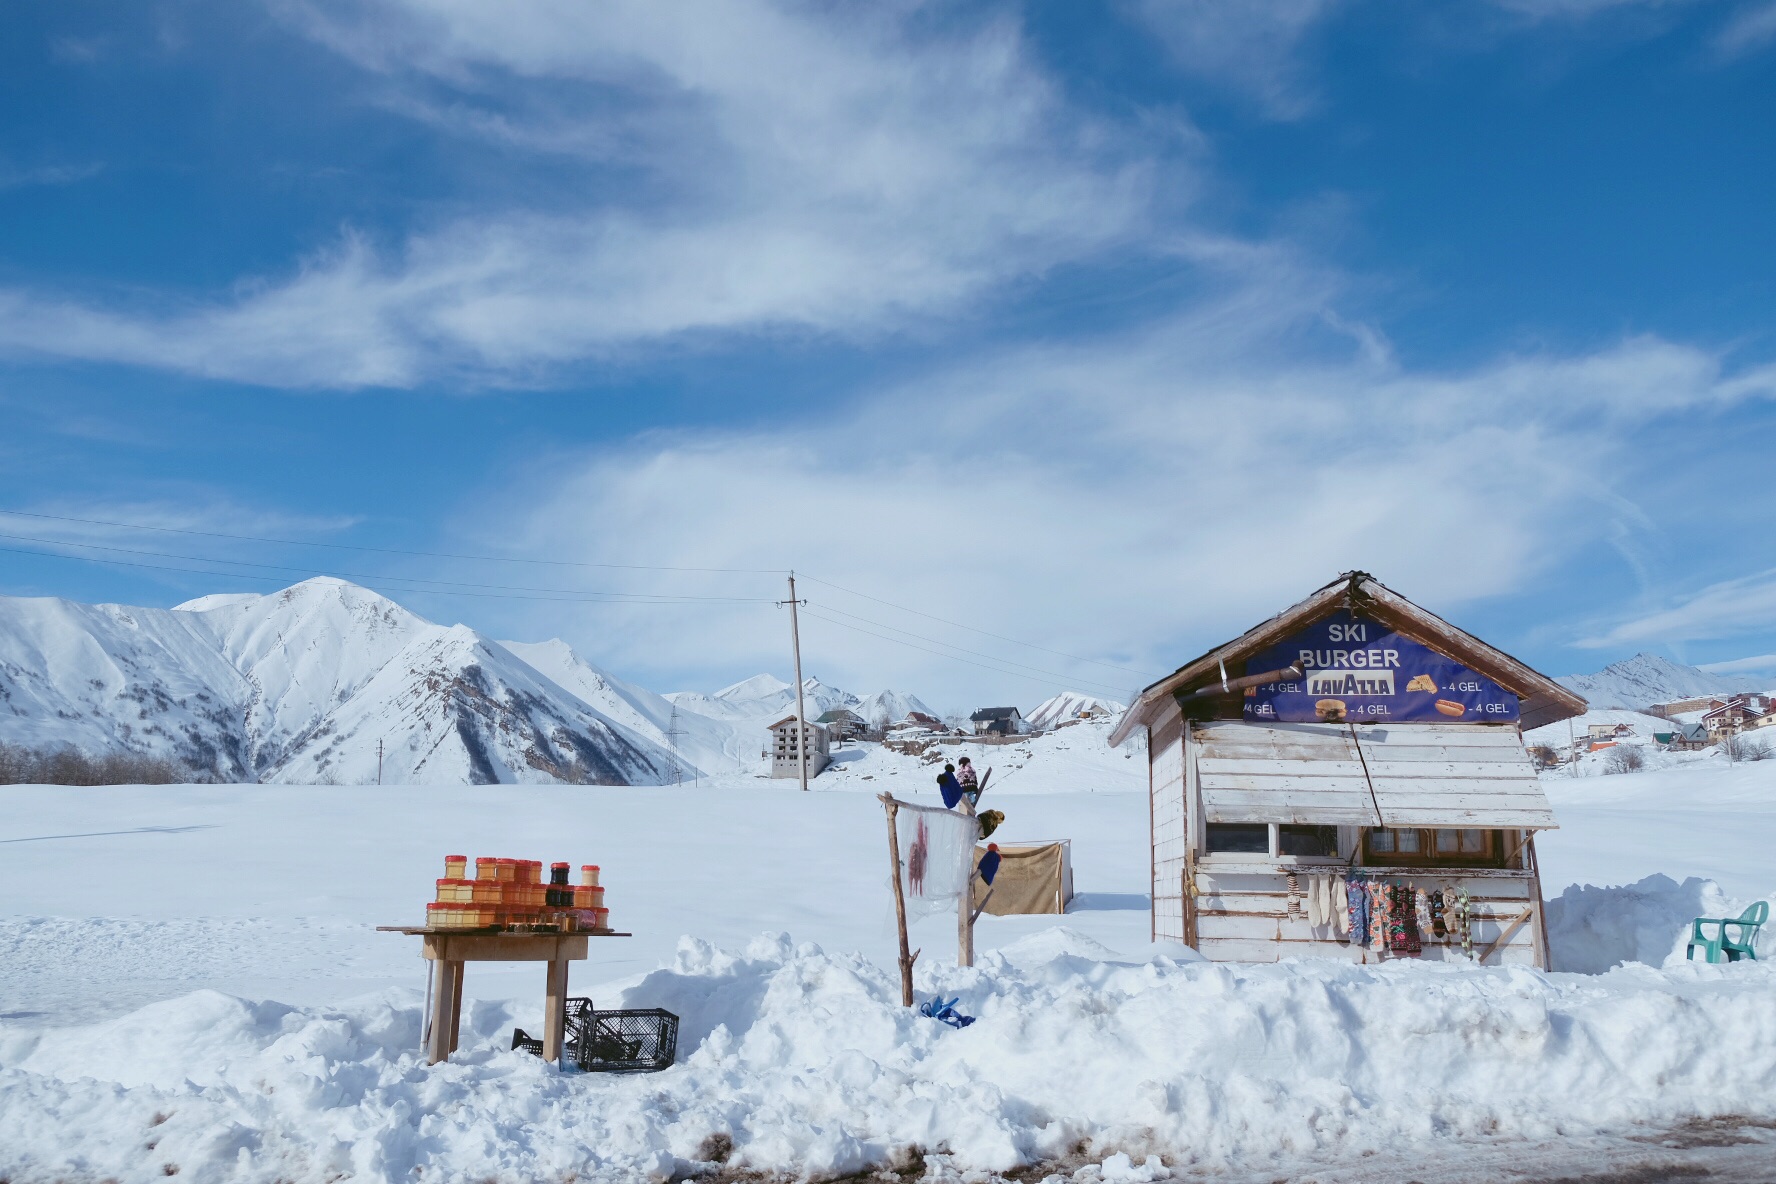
[936, 762, 964, 809]
[956, 756, 979, 805]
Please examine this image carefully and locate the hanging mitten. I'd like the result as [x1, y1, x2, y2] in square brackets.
[978, 843, 1002, 886]
[977, 810, 1005, 839]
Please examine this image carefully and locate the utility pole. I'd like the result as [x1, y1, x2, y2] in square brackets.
[377, 739, 384, 786]
[777, 572, 810, 792]
[664, 704, 685, 786]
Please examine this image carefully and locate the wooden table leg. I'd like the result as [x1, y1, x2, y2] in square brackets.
[447, 960, 465, 1054]
[427, 958, 458, 1065]
[542, 957, 569, 1064]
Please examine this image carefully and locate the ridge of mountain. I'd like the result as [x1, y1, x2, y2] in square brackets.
[0, 578, 675, 785]
[1555, 652, 1765, 710]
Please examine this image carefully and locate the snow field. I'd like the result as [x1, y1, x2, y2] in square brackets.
[5, 933, 1776, 1183]
[2, 760, 1776, 1181]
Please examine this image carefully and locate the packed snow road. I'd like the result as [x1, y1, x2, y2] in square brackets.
[1, 767, 1774, 1183]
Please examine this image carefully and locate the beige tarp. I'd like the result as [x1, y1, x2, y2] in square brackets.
[971, 842, 1073, 915]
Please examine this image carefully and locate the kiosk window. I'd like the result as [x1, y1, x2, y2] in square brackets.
[1205, 823, 1269, 854]
[1279, 824, 1338, 857]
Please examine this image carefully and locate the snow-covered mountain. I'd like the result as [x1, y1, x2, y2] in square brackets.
[855, 689, 934, 729]
[666, 673, 861, 723]
[1556, 652, 1764, 710]
[0, 579, 676, 785]
[500, 639, 754, 778]
[1027, 691, 1126, 731]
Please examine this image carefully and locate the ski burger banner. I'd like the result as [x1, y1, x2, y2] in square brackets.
[1243, 611, 1520, 724]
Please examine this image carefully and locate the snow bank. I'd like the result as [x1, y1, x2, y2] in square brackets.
[5, 930, 1776, 1183]
[1544, 875, 1775, 973]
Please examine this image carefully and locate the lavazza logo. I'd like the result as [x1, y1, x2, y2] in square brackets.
[1300, 622, 1399, 697]
[1306, 669, 1397, 697]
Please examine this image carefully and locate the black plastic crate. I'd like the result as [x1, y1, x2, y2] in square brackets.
[574, 1007, 678, 1073]
[510, 1001, 678, 1073]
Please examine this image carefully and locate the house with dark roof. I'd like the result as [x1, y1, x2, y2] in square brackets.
[969, 706, 1023, 736]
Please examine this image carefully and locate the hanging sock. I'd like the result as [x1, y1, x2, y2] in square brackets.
[1370, 882, 1390, 954]
[1430, 889, 1447, 939]
[1310, 875, 1326, 928]
[1334, 877, 1350, 936]
[1346, 874, 1368, 946]
[1286, 871, 1301, 920]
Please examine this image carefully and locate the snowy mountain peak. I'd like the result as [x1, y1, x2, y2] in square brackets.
[0, 580, 683, 785]
[855, 689, 935, 729]
[1027, 691, 1126, 731]
[1557, 652, 1764, 710]
[714, 672, 791, 702]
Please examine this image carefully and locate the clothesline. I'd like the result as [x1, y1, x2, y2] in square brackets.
[1287, 872, 1480, 960]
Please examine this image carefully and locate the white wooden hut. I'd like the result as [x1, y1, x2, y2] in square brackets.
[1108, 572, 1587, 969]
[767, 715, 830, 779]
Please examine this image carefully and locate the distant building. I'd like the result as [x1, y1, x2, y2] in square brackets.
[1702, 694, 1773, 738]
[969, 706, 1023, 736]
[1586, 723, 1635, 739]
[1652, 695, 1727, 718]
[903, 710, 945, 730]
[767, 716, 830, 779]
[1668, 722, 1710, 750]
[815, 707, 868, 742]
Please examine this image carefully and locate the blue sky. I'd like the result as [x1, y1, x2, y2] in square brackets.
[4, 0, 1776, 709]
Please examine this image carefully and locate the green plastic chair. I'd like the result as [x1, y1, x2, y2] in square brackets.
[1687, 901, 1769, 964]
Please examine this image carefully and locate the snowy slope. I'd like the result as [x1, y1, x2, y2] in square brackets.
[0, 579, 682, 785]
[854, 688, 933, 729]
[0, 594, 255, 778]
[501, 639, 755, 777]
[1026, 690, 1125, 731]
[670, 673, 861, 722]
[2, 764, 1775, 1182]
[1557, 652, 1762, 709]
[266, 625, 673, 786]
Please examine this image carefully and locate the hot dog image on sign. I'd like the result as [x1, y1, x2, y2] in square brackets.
[1243, 611, 1519, 724]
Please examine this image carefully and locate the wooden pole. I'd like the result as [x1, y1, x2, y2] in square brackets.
[543, 956, 569, 1063]
[880, 793, 917, 1006]
[788, 572, 809, 792]
[957, 796, 978, 968]
[427, 954, 458, 1064]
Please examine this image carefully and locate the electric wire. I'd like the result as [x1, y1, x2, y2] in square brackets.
[0, 544, 774, 606]
[2, 510, 1146, 690]
[0, 509, 785, 575]
[799, 607, 1134, 698]
[809, 601, 1136, 693]
[797, 571, 1158, 679]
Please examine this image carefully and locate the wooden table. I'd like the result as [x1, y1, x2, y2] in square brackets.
[378, 927, 630, 1065]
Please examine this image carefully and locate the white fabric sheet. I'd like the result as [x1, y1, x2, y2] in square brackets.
[894, 801, 978, 917]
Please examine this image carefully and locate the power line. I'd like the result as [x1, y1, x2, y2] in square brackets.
[0, 544, 774, 607]
[798, 571, 1158, 679]
[0, 509, 785, 575]
[0, 531, 775, 603]
[800, 606, 1133, 698]
[809, 601, 1136, 693]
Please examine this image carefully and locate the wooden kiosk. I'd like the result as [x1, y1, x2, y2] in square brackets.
[380, 927, 627, 1064]
[1108, 572, 1587, 968]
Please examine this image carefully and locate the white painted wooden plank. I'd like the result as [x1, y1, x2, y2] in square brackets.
[1197, 937, 1283, 963]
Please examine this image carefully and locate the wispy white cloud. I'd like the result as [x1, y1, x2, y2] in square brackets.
[1122, 0, 1340, 119]
[1580, 569, 1776, 649]
[0, 1, 1167, 388]
[1714, 0, 1776, 55]
[0, 161, 103, 191]
[462, 253, 1768, 704]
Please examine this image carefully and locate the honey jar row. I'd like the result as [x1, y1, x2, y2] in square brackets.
[425, 855, 612, 931]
